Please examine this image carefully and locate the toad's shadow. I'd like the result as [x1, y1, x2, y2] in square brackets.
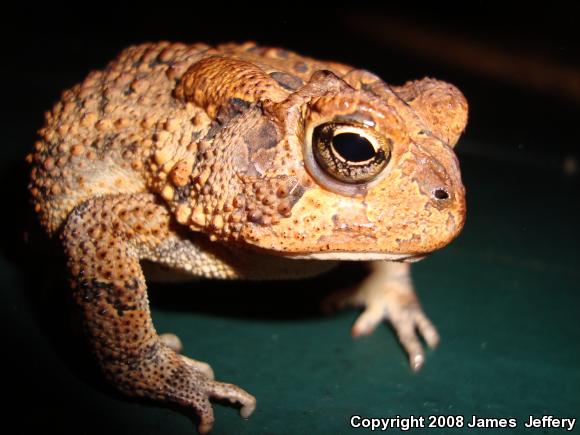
[146, 261, 367, 320]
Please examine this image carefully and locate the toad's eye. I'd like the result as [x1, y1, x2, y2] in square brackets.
[312, 122, 391, 184]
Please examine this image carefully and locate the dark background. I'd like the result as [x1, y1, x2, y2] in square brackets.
[2, 3, 579, 434]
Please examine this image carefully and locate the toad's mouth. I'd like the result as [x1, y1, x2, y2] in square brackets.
[280, 251, 426, 262]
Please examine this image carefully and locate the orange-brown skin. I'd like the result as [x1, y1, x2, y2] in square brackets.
[28, 42, 468, 433]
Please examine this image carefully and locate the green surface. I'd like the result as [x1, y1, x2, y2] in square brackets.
[2, 138, 579, 434]
[2, 7, 578, 433]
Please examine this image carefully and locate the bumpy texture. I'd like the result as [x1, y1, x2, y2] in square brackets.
[61, 193, 255, 432]
[28, 42, 468, 433]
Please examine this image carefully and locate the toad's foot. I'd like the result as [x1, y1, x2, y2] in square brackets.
[169, 353, 256, 434]
[160, 333, 215, 380]
[127, 344, 256, 434]
[325, 261, 439, 371]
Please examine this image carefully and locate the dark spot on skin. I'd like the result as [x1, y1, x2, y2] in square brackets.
[93, 280, 114, 290]
[144, 342, 161, 362]
[132, 59, 144, 69]
[269, 71, 304, 91]
[190, 130, 202, 141]
[204, 122, 221, 140]
[293, 61, 308, 73]
[229, 97, 251, 111]
[78, 279, 113, 302]
[243, 119, 280, 174]
[276, 49, 290, 59]
[361, 83, 374, 93]
[98, 95, 109, 114]
[126, 141, 139, 153]
[247, 210, 263, 224]
[216, 98, 251, 124]
[244, 119, 279, 152]
[125, 278, 140, 291]
[114, 300, 137, 317]
[79, 277, 142, 317]
[288, 184, 306, 208]
[148, 59, 164, 68]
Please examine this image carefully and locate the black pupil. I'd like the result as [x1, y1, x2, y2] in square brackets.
[332, 133, 376, 162]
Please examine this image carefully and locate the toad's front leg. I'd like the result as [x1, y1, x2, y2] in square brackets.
[61, 193, 255, 434]
[325, 261, 439, 371]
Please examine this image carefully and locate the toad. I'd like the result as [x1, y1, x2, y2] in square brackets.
[28, 42, 467, 433]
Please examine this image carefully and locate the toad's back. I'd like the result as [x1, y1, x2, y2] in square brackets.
[28, 42, 349, 235]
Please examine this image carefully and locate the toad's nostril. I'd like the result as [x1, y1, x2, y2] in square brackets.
[433, 188, 450, 200]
